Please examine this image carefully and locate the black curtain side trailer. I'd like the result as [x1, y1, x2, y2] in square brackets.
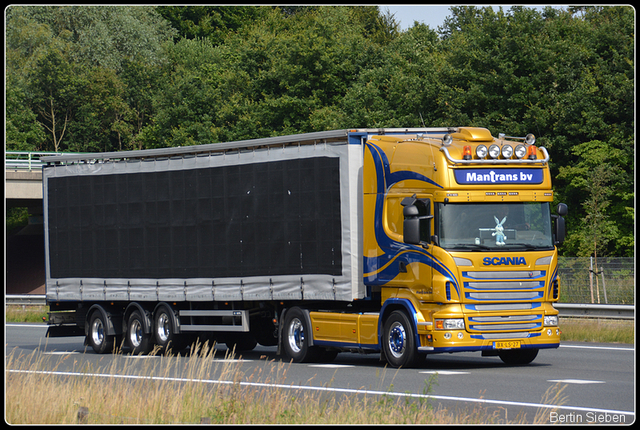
[42, 130, 367, 354]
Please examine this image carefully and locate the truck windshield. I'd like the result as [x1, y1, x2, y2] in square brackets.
[436, 202, 553, 251]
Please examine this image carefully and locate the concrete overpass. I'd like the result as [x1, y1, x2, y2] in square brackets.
[6, 152, 52, 295]
[6, 169, 43, 208]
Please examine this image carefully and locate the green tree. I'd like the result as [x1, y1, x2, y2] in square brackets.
[28, 46, 79, 152]
[156, 5, 266, 44]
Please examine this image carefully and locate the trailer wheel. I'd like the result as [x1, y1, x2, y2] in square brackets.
[154, 306, 187, 353]
[282, 307, 319, 362]
[126, 310, 153, 355]
[498, 348, 539, 365]
[88, 310, 114, 354]
[382, 310, 418, 368]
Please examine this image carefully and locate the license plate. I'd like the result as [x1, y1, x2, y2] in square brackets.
[494, 340, 521, 349]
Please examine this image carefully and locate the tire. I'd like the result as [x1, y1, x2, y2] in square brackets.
[126, 310, 153, 355]
[153, 306, 187, 353]
[87, 310, 114, 354]
[498, 348, 539, 365]
[382, 310, 419, 368]
[282, 307, 320, 363]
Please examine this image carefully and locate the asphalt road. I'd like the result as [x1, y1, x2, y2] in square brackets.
[5, 323, 635, 424]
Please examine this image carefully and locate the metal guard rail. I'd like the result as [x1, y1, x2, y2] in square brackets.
[5, 295, 634, 320]
[5, 151, 84, 170]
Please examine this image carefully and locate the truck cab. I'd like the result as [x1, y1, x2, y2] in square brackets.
[360, 127, 566, 367]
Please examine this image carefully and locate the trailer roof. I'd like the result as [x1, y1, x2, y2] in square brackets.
[40, 128, 452, 164]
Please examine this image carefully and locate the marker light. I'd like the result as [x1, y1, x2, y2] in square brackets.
[476, 145, 488, 159]
[501, 144, 513, 159]
[488, 144, 500, 159]
[514, 144, 527, 159]
[527, 145, 537, 160]
[462, 145, 472, 160]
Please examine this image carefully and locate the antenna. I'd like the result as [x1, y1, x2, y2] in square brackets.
[419, 112, 426, 127]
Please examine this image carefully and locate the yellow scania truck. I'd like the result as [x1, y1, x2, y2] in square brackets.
[43, 127, 567, 367]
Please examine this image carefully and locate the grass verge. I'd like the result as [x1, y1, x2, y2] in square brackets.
[5, 341, 569, 424]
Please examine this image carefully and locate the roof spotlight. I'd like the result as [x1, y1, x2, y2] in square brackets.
[476, 145, 488, 159]
[501, 144, 513, 159]
[514, 144, 527, 159]
[488, 144, 500, 159]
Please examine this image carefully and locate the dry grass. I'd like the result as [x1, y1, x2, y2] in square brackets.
[560, 317, 634, 344]
[5, 341, 566, 425]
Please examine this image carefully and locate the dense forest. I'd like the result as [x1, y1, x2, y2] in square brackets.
[5, 5, 634, 258]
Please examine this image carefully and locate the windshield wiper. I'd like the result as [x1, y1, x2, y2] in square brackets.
[501, 243, 539, 251]
[446, 243, 491, 251]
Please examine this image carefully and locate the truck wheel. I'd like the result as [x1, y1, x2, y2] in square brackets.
[282, 307, 319, 363]
[154, 306, 186, 353]
[88, 310, 114, 354]
[126, 310, 153, 355]
[382, 310, 418, 368]
[498, 348, 539, 365]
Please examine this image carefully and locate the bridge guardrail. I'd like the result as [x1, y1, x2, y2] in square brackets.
[5, 151, 85, 171]
[5, 295, 634, 319]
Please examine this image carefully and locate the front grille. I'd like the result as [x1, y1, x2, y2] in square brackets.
[460, 269, 548, 336]
[461, 270, 547, 304]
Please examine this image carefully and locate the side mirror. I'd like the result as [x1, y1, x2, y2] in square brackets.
[554, 203, 567, 245]
[554, 215, 566, 245]
[403, 205, 421, 245]
[402, 199, 433, 246]
[557, 203, 568, 217]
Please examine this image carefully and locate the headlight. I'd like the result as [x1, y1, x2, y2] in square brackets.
[501, 144, 513, 158]
[544, 315, 558, 326]
[476, 145, 488, 159]
[435, 319, 465, 330]
[488, 144, 500, 159]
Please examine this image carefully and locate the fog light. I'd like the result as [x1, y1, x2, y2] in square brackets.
[444, 332, 452, 340]
[547, 329, 552, 336]
[457, 332, 464, 339]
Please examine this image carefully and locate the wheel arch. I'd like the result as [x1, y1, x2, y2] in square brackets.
[152, 302, 181, 334]
[378, 298, 421, 351]
[85, 303, 120, 337]
[123, 302, 152, 335]
[281, 306, 315, 347]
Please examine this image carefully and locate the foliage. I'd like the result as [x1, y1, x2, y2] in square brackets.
[4, 5, 634, 257]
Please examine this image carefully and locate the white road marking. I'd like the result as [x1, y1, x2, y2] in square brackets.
[419, 371, 470, 375]
[43, 351, 80, 355]
[560, 344, 634, 352]
[8, 368, 634, 417]
[548, 379, 605, 384]
[308, 364, 355, 368]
